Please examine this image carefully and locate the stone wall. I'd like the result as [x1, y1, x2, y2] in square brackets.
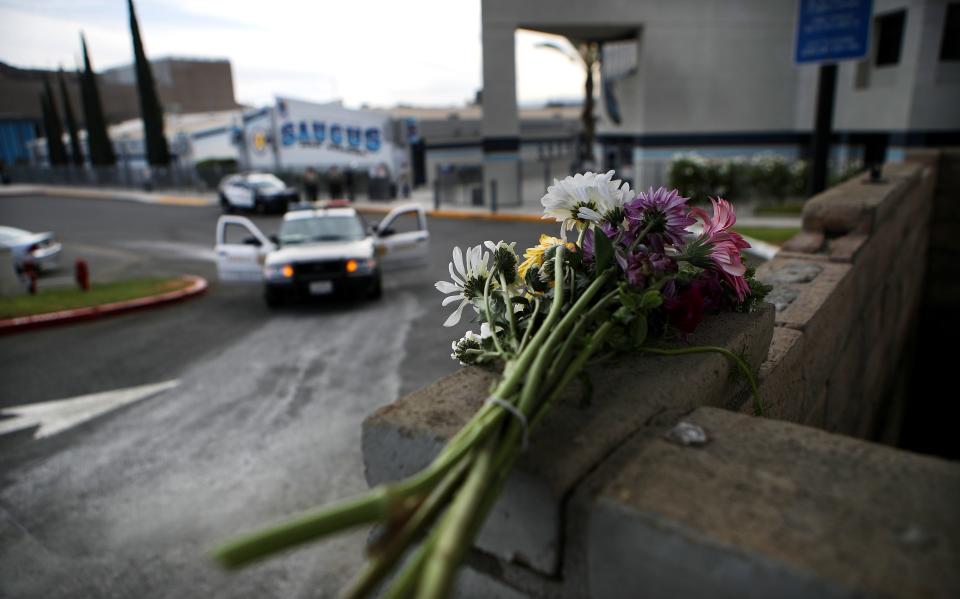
[361, 155, 959, 598]
[755, 158, 938, 441]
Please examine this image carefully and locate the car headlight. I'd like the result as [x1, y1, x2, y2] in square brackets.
[345, 258, 376, 275]
[264, 264, 294, 280]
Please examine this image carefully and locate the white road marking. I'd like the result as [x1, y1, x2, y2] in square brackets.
[0, 380, 179, 439]
[117, 240, 218, 262]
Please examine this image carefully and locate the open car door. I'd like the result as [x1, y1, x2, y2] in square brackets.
[373, 204, 429, 270]
[215, 215, 275, 282]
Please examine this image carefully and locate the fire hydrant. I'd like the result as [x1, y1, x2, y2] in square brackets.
[75, 259, 90, 291]
[22, 262, 37, 295]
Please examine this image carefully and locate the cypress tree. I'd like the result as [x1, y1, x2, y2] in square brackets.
[79, 33, 116, 166]
[42, 78, 68, 166]
[128, 0, 170, 166]
[58, 68, 84, 166]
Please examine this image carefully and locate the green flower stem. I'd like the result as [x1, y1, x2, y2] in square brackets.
[499, 272, 519, 349]
[486, 246, 568, 404]
[421, 318, 612, 599]
[214, 394, 510, 569]
[407, 249, 578, 599]
[381, 530, 438, 599]
[532, 321, 614, 430]
[214, 487, 396, 568]
[483, 270, 506, 356]
[638, 345, 765, 416]
[341, 459, 470, 599]
[425, 267, 618, 599]
[418, 438, 498, 599]
[517, 297, 539, 354]
[545, 288, 618, 386]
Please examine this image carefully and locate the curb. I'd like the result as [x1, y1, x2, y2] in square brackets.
[353, 205, 545, 224]
[0, 275, 208, 335]
[0, 185, 216, 207]
[4, 186, 544, 221]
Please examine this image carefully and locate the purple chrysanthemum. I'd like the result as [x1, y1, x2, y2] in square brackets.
[624, 187, 695, 250]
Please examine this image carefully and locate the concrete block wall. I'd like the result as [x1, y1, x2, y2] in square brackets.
[754, 159, 938, 440]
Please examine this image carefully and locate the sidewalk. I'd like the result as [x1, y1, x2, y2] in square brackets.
[0, 183, 802, 228]
[0, 184, 216, 207]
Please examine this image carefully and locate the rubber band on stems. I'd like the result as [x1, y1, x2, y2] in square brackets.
[484, 396, 529, 451]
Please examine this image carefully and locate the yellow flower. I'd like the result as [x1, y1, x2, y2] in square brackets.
[517, 234, 576, 279]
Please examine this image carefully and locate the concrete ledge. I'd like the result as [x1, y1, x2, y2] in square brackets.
[801, 162, 920, 236]
[363, 304, 774, 576]
[580, 407, 960, 599]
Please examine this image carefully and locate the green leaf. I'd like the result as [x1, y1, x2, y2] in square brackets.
[631, 315, 648, 347]
[618, 286, 638, 311]
[640, 290, 663, 312]
[594, 229, 614, 278]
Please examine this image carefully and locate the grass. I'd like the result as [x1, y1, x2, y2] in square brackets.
[753, 199, 806, 216]
[0, 277, 190, 319]
[734, 227, 801, 246]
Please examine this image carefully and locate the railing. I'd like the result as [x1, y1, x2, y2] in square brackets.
[4, 164, 204, 192]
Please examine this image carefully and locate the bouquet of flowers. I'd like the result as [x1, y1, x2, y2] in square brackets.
[214, 171, 769, 598]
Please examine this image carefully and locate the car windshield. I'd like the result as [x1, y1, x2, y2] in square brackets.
[248, 175, 285, 190]
[279, 215, 366, 244]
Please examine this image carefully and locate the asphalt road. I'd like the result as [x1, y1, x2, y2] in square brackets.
[0, 194, 546, 598]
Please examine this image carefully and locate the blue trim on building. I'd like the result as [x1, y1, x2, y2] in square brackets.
[242, 107, 270, 123]
[191, 125, 230, 140]
[597, 129, 960, 148]
[0, 119, 38, 166]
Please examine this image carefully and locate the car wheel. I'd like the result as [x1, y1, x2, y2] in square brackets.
[254, 195, 266, 214]
[264, 288, 285, 308]
[367, 274, 383, 300]
[219, 194, 233, 214]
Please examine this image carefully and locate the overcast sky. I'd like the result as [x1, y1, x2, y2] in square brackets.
[0, 0, 585, 109]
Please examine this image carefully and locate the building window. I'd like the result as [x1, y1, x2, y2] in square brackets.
[874, 10, 906, 66]
[941, 3, 960, 61]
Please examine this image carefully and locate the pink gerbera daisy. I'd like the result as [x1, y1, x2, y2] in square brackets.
[684, 197, 751, 301]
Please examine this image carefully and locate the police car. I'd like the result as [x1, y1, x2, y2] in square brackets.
[218, 172, 299, 214]
[214, 202, 428, 307]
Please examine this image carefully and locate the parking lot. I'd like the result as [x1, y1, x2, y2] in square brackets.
[0, 193, 546, 598]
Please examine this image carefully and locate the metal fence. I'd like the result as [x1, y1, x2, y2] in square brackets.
[4, 163, 206, 192]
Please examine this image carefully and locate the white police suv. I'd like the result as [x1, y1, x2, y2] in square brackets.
[218, 173, 299, 214]
[214, 202, 428, 307]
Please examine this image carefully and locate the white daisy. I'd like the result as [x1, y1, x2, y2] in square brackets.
[434, 244, 491, 327]
[540, 170, 633, 237]
[450, 329, 483, 364]
[449, 323, 498, 364]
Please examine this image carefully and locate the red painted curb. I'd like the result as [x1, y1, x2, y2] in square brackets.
[0, 275, 208, 335]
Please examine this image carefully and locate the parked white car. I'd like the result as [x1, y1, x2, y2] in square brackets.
[215, 203, 428, 307]
[0, 225, 62, 273]
[218, 173, 299, 214]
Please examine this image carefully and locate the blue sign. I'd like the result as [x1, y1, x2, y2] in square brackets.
[795, 0, 873, 64]
[279, 120, 382, 152]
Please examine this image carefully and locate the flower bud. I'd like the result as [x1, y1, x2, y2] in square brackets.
[494, 245, 519, 285]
